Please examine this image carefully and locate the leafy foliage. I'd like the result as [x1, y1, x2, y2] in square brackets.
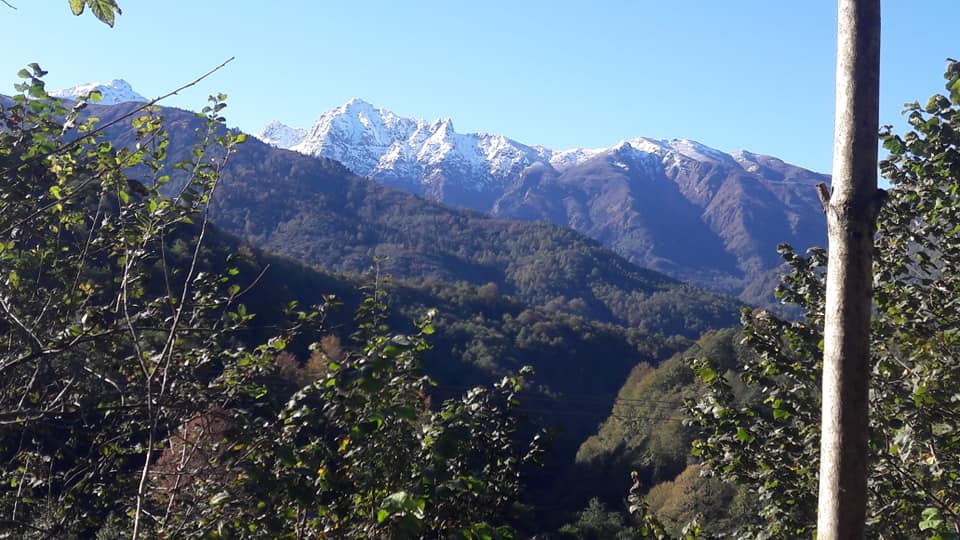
[0, 69, 261, 537]
[687, 60, 960, 537]
[574, 333, 717, 503]
[643, 464, 746, 537]
[0, 69, 543, 538]
[559, 497, 641, 539]
[68, 0, 121, 27]
[233, 292, 543, 538]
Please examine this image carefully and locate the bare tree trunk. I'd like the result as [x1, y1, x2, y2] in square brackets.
[817, 0, 881, 538]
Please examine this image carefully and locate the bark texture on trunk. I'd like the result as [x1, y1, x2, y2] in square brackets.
[817, 0, 881, 538]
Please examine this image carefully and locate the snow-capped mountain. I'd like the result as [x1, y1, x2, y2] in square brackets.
[49, 79, 148, 105]
[256, 99, 828, 304]
[255, 99, 799, 201]
[257, 98, 552, 206]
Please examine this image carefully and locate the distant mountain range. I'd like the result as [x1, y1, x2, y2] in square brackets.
[50, 81, 828, 305]
[47, 98, 745, 485]
[62, 98, 740, 336]
[256, 99, 829, 304]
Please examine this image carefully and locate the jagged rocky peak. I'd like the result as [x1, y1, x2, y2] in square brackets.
[255, 98, 544, 193]
[251, 98, 820, 209]
[49, 79, 148, 105]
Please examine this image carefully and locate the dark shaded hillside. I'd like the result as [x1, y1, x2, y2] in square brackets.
[175, 220, 696, 499]
[212, 141, 741, 336]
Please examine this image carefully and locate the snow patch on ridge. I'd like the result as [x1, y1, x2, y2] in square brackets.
[257, 121, 307, 149]
[254, 99, 780, 195]
[49, 79, 148, 105]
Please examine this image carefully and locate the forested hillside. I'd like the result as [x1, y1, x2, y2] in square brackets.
[0, 76, 565, 537]
[86, 100, 742, 336]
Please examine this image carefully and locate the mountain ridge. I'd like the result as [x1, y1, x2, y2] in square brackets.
[44, 83, 827, 305]
[61, 99, 741, 337]
[254, 99, 828, 304]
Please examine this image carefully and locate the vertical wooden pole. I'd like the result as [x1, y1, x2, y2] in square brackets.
[817, 0, 881, 538]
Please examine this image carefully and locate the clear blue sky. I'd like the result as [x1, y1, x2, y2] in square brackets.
[2, 1, 958, 174]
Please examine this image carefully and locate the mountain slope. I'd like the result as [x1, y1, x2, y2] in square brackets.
[85, 100, 741, 338]
[495, 140, 826, 298]
[258, 100, 828, 304]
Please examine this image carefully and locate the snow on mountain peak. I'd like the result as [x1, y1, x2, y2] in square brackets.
[341, 97, 374, 110]
[266, 99, 546, 192]
[667, 138, 735, 164]
[255, 99, 770, 194]
[49, 79, 148, 105]
[256, 121, 307, 149]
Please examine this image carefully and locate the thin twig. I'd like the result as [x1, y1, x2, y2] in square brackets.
[235, 264, 270, 300]
[132, 104, 235, 540]
[0, 296, 43, 353]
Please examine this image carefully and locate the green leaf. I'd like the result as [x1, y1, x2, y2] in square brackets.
[28, 83, 47, 99]
[920, 507, 945, 531]
[882, 136, 903, 154]
[932, 423, 953, 436]
[86, 0, 121, 27]
[697, 365, 717, 383]
[26, 63, 46, 77]
[380, 491, 424, 518]
[209, 491, 230, 506]
[68, 0, 85, 15]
